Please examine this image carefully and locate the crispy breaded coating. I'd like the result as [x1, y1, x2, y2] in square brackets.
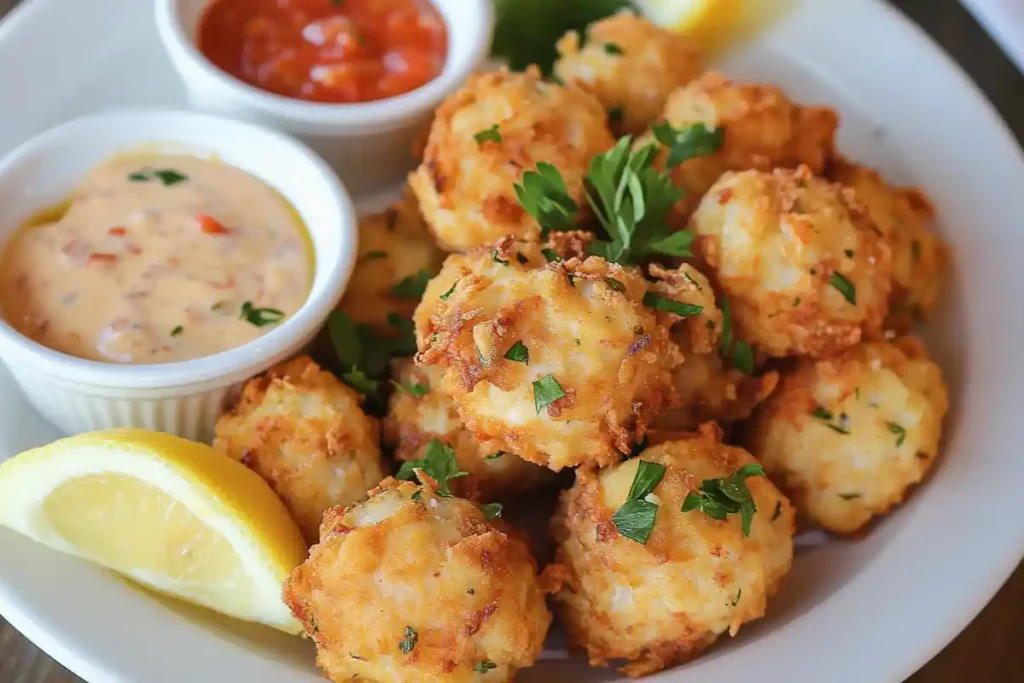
[689, 166, 892, 358]
[414, 236, 686, 471]
[544, 426, 795, 677]
[283, 478, 551, 683]
[554, 12, 703, 135]
[214, 356, 386, 543]
[649, 264, 779, 430]
[336, 189, 445, 336]
[408, 67, 615, 252]
[645, 71, 838, 221]
[827, 157, 949, 328]
[383, 360, 554, 501]
[744, 338, 948, 535]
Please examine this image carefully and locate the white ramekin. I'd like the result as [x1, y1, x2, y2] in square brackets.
[155, 0, 494, 196]
[0, 110, 357, 443]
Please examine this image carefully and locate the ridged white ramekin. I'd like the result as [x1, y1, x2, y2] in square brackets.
[0, 110, 357, 443]
[155, 0, 495, 196]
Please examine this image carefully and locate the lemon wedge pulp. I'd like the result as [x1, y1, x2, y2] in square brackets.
[0, 429, 307, 634]
[634, 0, 797, 54]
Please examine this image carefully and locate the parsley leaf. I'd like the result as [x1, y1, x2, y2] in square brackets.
[395, 439, 468, 496]
[240, 301, 284, 327]
[514, 162, 579, 236]
[647, 230, 694, 257]
[128, 168, 188, 186]
[439, 279, 459, 301]
[475, 660, 498, 673]
[611, 460, 666, 544]
[652, 122, 724, 169]
[886, 421, 907, 447]
[391, 380, 429, 398]
[342, 368, 380, 395]
[718, 298, 755, 375]
[170, 325, 183, 337]
[533, 374, 565, 414]
[830, 272, 857, 304]
[504, 341, 529, 364]
[485, 451, 505, 460]
[391, 269, 431, 298]
[642, 291, 703, 317]
[603, 42, 623, 55]
[605, 277, 626, 293]
[681, 463, 765, 536]
[732, 340, 754, 375]
[480, 502, 503, 520]
[811, 405, 850, 434]
[474, 124, 502, 145]
[327, 310, 413, 396]
[398, 626, 418, 654]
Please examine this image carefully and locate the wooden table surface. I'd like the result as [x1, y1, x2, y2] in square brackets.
[0, 0, 1021, 681]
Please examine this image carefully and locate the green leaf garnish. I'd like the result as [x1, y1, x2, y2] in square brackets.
[514, 162, 579, 236]
[718, 297, 754, 375]
[327, 310, 413, 396]
[395, 439, 468, 497]
[128, 168, 188, 186]
[391, 380, 429, 398]
[475, 660, 498, 674]
[492, 249, 510, 265]
[681, 463, 765, 536]
[830, 272, 857, 304]
[533, 374, 565, 414]
[647, 230, 694, 257]
[170, 325, 183, 337]
[541, 248, 562, 263]
[651, 122, 724, 169]
[611, 460, 666, 544]
[603, 42, 623, 55]
[886, 421, 907, 447]
[342, 368, 380, 395]
[605, 277, 626, 293]
[642, 291, 703, 317]
[481, 502, 503, 520]
[474, 124, 503, 145]
[812, 405, 850, 434]
[732, 340, 754, 375]
[398, 626, 418, 654]
[391, 269, 431, 298]
[239, 301, 285, 327]
[485, 451, 505, 460]
[439, 279, 459, 301]
[504, 341, 529, 364]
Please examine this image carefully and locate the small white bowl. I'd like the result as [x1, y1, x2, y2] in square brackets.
[0, 110, 357, 443]
[155, 0, 495, 196]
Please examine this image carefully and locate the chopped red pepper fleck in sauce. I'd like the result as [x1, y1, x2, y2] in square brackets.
[0, 154, 312, 364]
[197, 0, 448, 104]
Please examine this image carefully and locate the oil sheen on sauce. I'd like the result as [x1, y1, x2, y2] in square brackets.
[0, 154, 312, 364]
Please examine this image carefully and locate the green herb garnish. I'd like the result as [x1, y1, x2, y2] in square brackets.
[886, 421, 907, 447]
[513, 162, 579, 236]
[642, 291, 703, 317]
[541, 248, 562, 263]
[718, 298, 754, 375]
[485, 452, 505, 460]
[475, 660, 498, 674]
[398, 626, 418, 654]
[611, 460, 666, 544]
[391, 380, 429, 398]
[504, 341, 529, 364]
[812, 405, 850, 434]
[603, 42, 623, 55]
[830, 272, 857, 305]
[395, 440, 468, 497]
[474, 124, 503, 145]
[492, 249, 510, 265]
[681, 463, 765, 536]
[481, 503, 503, 520]
[170, 325, 183, 337]
[391, 269, 430, 298]
[605, 277, 626, 293]
[128, 168, 188, 186]
[239, 301, 284, 327]
[439, 279, 459, 301]
[651, 122, 724, 169]
[533, 374, 565, 414]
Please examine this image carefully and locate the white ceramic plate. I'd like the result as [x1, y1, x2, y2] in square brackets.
[0, 1, 1022, 682]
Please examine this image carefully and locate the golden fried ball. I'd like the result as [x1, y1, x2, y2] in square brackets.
[214, 356, 386, 544]
[689, 166, 893, 358]
[554, 12, 703, 135]
[283, 478, 551, 683]
[408, 67, 615, 252]
[336, 190, 445, 336]
[383, 360, 554, 501]
[648, 71, 838, 221]
[827, 158, 949, 328]
[415, 236, 686, 471]
[744, 338, 948, 535]
[648, 264, 779, 430]
[544, 426, 795, 677]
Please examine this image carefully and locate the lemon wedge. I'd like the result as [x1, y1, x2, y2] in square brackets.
[634, 0, 796, 53]
[0, 428, 307, 634]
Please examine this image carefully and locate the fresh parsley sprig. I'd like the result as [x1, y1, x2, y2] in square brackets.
[611, 460, 666, 544]
[514, 162, 579, 236]
[681, 463, 765, 536]
[719, 298, 754, 375]
[327, 310, 416, 397]
[651, 122, 724, 170]
[395, 439, 468, 496]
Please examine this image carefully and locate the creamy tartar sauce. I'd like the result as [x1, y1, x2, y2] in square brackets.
[0, 154, 311, 363]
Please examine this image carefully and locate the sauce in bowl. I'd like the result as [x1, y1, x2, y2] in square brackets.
[197, 0, 448, 104]
[0, 154, 312, 364]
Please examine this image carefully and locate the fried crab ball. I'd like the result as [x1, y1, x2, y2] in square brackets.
[744, 337, 948, 535]
[408, 67, 615, 252]
[689, 166, 893, 358]
[543, 425, 795, 677]
[414, 235, 689, 471]
[648, 71, 838, 220]
[649, 265, 779, 431]
[827, 158, 949, 328]
[553, 12, 704, 135]
[283, 478, 551, 683]
[214, 356, 386, 544]
[336, 190, 445, 336]
[383, 360, 554, 501]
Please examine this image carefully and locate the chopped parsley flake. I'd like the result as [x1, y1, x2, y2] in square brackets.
[128, 168, 188, 186]
[504, 341, 529, 364]
[170, 325, 183, 337]
[474, 124, 502, 145]
[541, 248, 562, 263]
[642, 291, 703, 317]
[605, 277, 626, 293]
[681, 463, 765, 536]
[886, 421, 907, 447]
[481, 502, 503, 520]
[651, 122, 724, 170]
[485, 451, 505, 460]
[603, 42, 623, 55]
[439, 279, 459, 301]
[830, 272, 857, 305]
[391, 380, 429, 398]
[398, 626, 418, 654]
[611, 460, 667, 544]
[533, 374, 565, 414]
[239, 301, 284, 327]
[391, 269, 431, 298]
[475, 660, 498, 674]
